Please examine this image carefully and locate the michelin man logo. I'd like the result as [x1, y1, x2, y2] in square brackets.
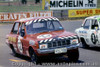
[18, 36, 23, 53]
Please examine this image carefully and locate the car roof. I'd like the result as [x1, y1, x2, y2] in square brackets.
[86, 15, 100, 20]
[15, 17, 59, 23]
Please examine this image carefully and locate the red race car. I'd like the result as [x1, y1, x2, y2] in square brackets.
[6, 17, 80, 63]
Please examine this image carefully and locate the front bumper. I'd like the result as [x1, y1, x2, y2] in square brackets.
[37, 43, 80, 54]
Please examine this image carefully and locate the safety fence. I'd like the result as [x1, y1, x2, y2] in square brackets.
[1, 9, 100, 22]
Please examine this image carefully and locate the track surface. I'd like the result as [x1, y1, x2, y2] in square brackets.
[0, 20, 100, 67]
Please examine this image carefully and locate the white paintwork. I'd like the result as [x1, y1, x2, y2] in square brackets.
[75, 16, 100, 47]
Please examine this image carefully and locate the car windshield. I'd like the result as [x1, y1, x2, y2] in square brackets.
[26, 20, 64, 34]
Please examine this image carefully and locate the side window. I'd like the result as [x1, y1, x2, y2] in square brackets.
[83, 19, 90, 29]
[47, 21, 54, 30]
[53, 21, 62, 30]
[91, 20, 98, 29]
[21, 23, 25, 31]
[19, 23, 25, 33]
[12, 23, 19, 34]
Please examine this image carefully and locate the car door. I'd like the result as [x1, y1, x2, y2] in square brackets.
[81, 19, 92, 45]
[17, 23, 25, 54]
[90, 19, 100, 46]
[97, 20, 100, 46]
[11, 22, 20, 52]
[88, 19, 99, 46]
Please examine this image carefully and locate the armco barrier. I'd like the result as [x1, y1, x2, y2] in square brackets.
[53, 9, 100, 20]
[68, 9, 100, 18]
[1, 9, 97, 22]
[53, 10, 68, 20]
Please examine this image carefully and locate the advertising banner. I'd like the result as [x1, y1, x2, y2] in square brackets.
[42, 0, 97, 10]
[68, 9, 100, 18]
[0, 11, 53, 22]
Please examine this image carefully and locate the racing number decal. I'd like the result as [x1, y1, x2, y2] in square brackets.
[91, 33, 98, 44]
[18, 36, 23, 53]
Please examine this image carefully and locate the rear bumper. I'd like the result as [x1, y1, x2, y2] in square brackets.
[37, 43, 80, 54]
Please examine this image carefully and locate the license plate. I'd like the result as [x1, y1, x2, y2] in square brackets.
[55, 48, 67, 54]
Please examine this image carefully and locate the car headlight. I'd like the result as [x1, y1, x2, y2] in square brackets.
[39, 44, 48, 49]
[70, 39, 79, 45]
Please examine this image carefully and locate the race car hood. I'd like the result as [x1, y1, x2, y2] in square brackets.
[27, 30, 76, 41]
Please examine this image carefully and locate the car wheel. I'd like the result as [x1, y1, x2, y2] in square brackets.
[11, 45, 17, 56]
[29, 49, 39, 63]
[81, 39, 89, 48]
[67, 49, 79, 62]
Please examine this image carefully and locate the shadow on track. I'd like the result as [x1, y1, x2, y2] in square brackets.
[10, 53, 84, 65]
[81, 47, 100, 52]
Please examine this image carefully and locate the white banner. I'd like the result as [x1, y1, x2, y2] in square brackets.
[49, 0, 97, 10]
[0, 11, 53, 22]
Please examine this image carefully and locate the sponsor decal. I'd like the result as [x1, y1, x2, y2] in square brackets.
[68, 8, 100, 18]
[8, 36, 16, 42]
[42, 0, 97, 10]
[79, 30, 87, 34]
[37, 34, 52, 39]
[91, 33, 98, 44]
[0, 11, 52, 22]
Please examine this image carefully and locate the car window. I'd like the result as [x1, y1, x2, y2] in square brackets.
[12, 23, 19, 34]
[91, 19, 98, 29]
[83, 19, 90, 29]
[33, 23, 44, 28]
[26, 20, 64, 34]
[19, 23, 25, 33]
[53, 21, 63, 30]
[47, 21, 54, 30]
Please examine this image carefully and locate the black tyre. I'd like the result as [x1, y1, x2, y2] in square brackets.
[81, 39, 89, 48]
[29, 48, 39, 63]
[67, 49, 79, 62]
[11, 45, 17, 56]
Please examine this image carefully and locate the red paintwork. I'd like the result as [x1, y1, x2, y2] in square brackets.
[6, 17, 76, 57]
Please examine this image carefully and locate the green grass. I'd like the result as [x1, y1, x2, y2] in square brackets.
[0, 0, 34, 2]
[97, 0, 100, 8]
[0, 5, 43, 12]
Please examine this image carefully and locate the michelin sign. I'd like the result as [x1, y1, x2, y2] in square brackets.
[42, 0, 97, 10]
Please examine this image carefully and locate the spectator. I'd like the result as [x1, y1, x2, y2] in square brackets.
[21, 0, 27, 4]
[35, 0, 40, 4]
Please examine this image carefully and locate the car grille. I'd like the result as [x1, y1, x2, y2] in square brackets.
[39, 36, 78, 49]
[47, 39, 70, 48]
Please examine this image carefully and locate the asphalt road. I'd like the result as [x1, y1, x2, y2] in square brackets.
[0, 20, 100, 67]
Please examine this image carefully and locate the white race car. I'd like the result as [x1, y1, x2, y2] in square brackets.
[75, 15, 100, 48]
